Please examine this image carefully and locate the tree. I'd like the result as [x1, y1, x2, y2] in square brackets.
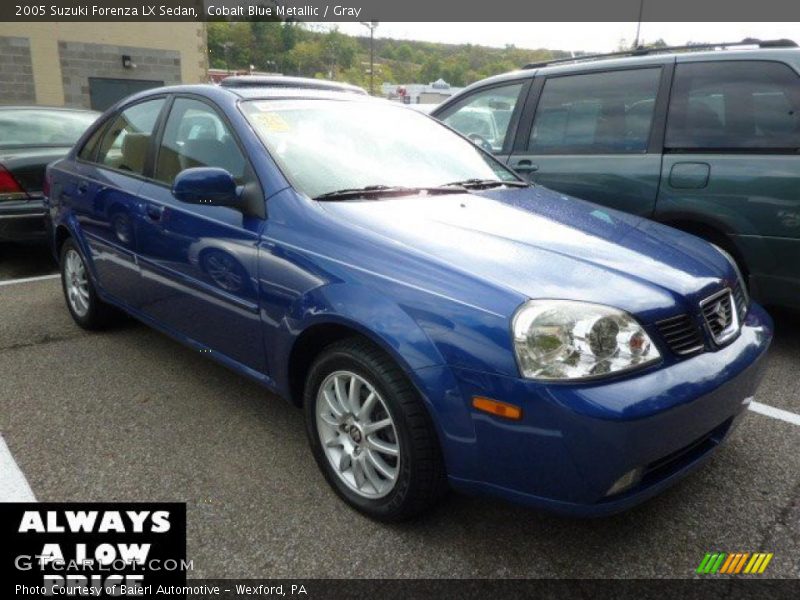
[419, 57, 442, 84]
[207, 22, 254, 71]
[250, 21, 283, 71]
[395, 43, 414, 62]
[205, 22, 577, 89]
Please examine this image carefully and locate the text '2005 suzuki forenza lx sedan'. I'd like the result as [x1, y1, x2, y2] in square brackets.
[46, 80, 772, 521]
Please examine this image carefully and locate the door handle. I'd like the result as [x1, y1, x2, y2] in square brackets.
[76, 182, 89, 195]
[145, 204, 165, 221]
[512, 159, 539, 172]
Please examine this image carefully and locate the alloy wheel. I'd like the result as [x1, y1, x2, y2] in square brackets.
[316, 370, 400, 499]
[64, 248, 90, 318]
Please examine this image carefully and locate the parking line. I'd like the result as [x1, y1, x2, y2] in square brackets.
[0, 273, 59, 287]
[0, 435, 36, 502]
[749, 401, 800, 427]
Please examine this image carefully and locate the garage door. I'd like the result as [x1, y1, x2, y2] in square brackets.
[88, 77, 165, 111]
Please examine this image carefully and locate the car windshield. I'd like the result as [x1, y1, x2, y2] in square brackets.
[240, 99, 520, 199]
[0, 109, 98, 148]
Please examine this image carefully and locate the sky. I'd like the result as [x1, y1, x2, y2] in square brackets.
[317, 22, 799, 54]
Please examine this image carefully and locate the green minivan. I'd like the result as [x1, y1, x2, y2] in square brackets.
[432, 40, 800, 310]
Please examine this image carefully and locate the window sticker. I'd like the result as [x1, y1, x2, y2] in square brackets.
[252, 112, 291, 133]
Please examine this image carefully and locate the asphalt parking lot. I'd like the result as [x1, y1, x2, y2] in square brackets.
[0, 244, 799, 579]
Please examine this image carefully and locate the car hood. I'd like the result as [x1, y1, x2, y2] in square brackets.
[318, 186, 734, 321]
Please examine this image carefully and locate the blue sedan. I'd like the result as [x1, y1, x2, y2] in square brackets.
[45, 81, 772, 521]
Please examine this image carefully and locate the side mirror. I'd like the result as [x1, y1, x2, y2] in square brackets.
[172, 167, 241, 208]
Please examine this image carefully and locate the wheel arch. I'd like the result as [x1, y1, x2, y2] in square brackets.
[286, 316, 437, 409]
[656, 214, 750, 276]
[54, 224, 72, 261]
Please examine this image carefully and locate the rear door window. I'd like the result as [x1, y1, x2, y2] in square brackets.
[528, 68, 661, 154]
[96, 98, 165, 176]
[665, 61, 800, 151]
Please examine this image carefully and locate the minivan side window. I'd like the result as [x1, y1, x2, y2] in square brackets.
[96, 99, 165, 175]
[666, 61, 800, 150]
[528, 68, 661, 154]
[439, 83, 524, 153]
[155, 98, 248, 185]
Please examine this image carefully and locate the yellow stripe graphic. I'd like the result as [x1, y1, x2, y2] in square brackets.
[744, 554, 761, 573]
[758, 554, 773, 574]
[751, 554, 766, 573]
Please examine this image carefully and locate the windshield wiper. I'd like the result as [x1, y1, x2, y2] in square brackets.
[314, 185, 464, 201]
[442, 178, 530, 190]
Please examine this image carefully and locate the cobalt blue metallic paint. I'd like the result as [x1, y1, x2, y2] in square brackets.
[46, 85, 773, 516]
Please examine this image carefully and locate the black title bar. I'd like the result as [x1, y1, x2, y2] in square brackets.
[4, 0, 800, 22]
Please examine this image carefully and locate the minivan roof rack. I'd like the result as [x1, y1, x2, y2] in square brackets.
[523, 38, 798, 69]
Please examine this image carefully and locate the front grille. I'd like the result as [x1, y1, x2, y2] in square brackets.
[655, 313, 704, 356]
[701, 289, 739, 345]
[732, 283, 748, 321]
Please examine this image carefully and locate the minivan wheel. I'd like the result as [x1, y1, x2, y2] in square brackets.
[60, 238, 121, 330]
[304, 338, 447, 521]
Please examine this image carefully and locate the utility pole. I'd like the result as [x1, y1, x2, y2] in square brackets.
[222, 41, 234, 74]
[360, 21, 379, 95]
[633, 0, 645, 48]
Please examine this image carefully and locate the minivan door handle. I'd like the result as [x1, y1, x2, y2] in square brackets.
[512, 159, 539, 172]
[76, 182, 89, 195]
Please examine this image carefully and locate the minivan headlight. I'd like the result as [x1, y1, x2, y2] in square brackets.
[512, 300, 660, 380]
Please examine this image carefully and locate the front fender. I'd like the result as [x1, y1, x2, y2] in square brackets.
[272, 282, 447, 392]
[271, 282, 479, 479]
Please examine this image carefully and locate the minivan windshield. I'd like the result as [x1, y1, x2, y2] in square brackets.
[241, 99, 521, 199]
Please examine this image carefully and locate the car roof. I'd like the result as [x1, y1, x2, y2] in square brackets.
[535, 47, 800, 76]
[437, 44, 800, 113]
[111, 83, 382, 110]
[229, 87, 379, 102]
[220, 75, 367, 95]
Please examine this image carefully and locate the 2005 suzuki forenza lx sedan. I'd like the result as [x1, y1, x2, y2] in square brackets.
[46, 81, 773, 521]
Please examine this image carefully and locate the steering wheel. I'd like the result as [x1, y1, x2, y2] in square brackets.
[467, 133, 494, 153]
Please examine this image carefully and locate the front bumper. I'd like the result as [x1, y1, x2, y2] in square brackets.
[0, 198, 46, 241]
[415, 303, 773, 516]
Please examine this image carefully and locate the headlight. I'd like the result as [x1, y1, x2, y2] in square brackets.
[711, 244, 749, 306]
[512, 300, 661, 381]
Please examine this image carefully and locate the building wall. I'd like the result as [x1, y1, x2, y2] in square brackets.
[0, 22, 207, 107]
[418, 91, 452, 104]
[58, 41, 182, 107]
[0, 36, 35, 103]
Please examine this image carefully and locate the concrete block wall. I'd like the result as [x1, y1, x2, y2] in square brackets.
[0, 36, 36, 104]
[58, 41, 182, 107]
[0, 23, 207, 107]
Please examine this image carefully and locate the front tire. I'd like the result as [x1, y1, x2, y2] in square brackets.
[304, 338, 447, 521]
[60, 238, 121, 330]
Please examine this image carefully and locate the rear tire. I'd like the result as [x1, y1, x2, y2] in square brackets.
[60, 238, 122, 330]
[304, 337, 447, 521]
